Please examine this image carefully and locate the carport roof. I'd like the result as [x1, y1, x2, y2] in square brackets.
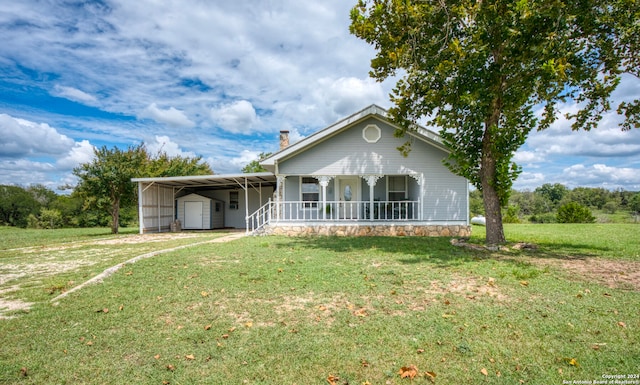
[132, 172, 277, 190]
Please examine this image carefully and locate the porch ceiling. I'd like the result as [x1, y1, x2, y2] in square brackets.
[132, 172, 277, 190]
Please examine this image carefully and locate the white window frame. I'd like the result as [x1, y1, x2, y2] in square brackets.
[387, 175, 408, 201]
[362, 124, 381, 143]
[229, 191, 239, 210]
[300, 176, 320, 209]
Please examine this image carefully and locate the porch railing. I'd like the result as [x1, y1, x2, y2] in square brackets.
[247, 199, 272, 233]
[247, 199, 420, 233]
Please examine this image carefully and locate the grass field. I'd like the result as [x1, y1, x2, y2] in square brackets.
[0, 224, 638, 384]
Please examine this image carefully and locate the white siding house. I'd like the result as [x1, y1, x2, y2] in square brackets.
[133, 105, 470, 237]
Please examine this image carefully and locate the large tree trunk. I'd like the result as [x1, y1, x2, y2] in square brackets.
[111, 197, 120, 234]
[481, 165, 506, 245]
[482, 94, 507, 245]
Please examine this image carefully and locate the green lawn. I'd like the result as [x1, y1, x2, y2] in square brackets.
[0, 225, 638, 384]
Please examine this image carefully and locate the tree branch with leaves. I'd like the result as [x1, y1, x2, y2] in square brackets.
[351, 0, 639, 244]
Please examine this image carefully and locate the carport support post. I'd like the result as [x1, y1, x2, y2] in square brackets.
[138, 182, 144, 234]
[245, 177, 249, 234]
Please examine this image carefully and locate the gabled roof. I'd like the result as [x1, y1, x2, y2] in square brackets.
[260, 104, 447, 169]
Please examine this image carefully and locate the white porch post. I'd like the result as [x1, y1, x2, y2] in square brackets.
[409, 174, 424, 221]
[276, 176, 286, 221]
[315, 176, 333, 220]
[361, 175, 383, 221]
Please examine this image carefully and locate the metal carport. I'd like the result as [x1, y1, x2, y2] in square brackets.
[131, 173, 277, 234]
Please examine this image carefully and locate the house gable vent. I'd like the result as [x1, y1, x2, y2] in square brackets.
[362, 124, 381, 143]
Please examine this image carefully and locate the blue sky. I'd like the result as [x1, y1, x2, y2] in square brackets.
[1, 1, 639, 193]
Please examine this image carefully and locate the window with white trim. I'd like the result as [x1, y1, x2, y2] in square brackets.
[229, 191, 239, 209]
[387, 175, 407, 201]
[362, 124, 381, 143]
[301, 177, 320, 208]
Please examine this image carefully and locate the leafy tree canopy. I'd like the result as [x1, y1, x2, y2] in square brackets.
[73, 145, 147, 234]
[0, 185, 41, 227]
[242, 152, 272, 173]
[73, 144, 213, 234]
[143, 148, 213, 177]
[351, 0, 639, 244]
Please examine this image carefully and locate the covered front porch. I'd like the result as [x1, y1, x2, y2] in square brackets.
[246, 173, 470, 237]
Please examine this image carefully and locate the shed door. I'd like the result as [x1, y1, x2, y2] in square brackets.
[184, 201, 203, 229]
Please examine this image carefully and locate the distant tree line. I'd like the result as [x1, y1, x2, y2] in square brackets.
[470, 183, 640, 224]
[1, 144, 212, 232]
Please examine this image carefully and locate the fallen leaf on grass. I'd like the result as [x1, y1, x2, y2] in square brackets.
[185, 354, 195, 360]
[166, 364, 175, 371]
[96, 308, 108, 313]
[425, 371, 436, 383]
[204, 324, 212, 330]
[481, 368, 489, 376]
[565, 358, 579, 367]
[244, 322, 253, 328]
[327, 374, 340, 385]
[399, 365, 419, 379]
[354, 308, 368, 317]
[228, 326, 236, 332]
[417, 349, 425, 354]
[222, 334, 229, 339]
[20, 367, 28, 377]
[162, 381, 170, 385]
[617, 321, 626, 328]
[154, 354, 161, 360]
[520, 281, 529, 287]
[200, 291, 209, 297]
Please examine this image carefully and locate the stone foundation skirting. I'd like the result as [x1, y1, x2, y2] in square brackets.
[262, 223, 471, 237]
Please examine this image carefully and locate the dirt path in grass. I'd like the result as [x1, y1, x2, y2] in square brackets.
[0, 232, 246, 318]
[453, 240, 640, 291]
[532, 257, 640, 291]
[50, 232, 247, 302]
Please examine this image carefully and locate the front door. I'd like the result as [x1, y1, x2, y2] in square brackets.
[337, 177, 360, 219]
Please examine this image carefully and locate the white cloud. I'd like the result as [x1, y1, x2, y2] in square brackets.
[0, 158, 57, 189]
[139, 103, 195, 128]
[145, 135, 196, 158]
[52, 85, 98, 104]
[527, 106, 640, 158]
[513, 171, 546, 190]
[314, 77, 386, 121]
[211, 100, 259, 134]
[513, 150, 543, 164]
[562, 164, 640, 189]
[0, 114, 75, 157]
[56, 140, 95, 170]
[1, 0, 638, 192]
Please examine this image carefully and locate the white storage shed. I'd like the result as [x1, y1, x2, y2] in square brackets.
[176, 193, 224, 230]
